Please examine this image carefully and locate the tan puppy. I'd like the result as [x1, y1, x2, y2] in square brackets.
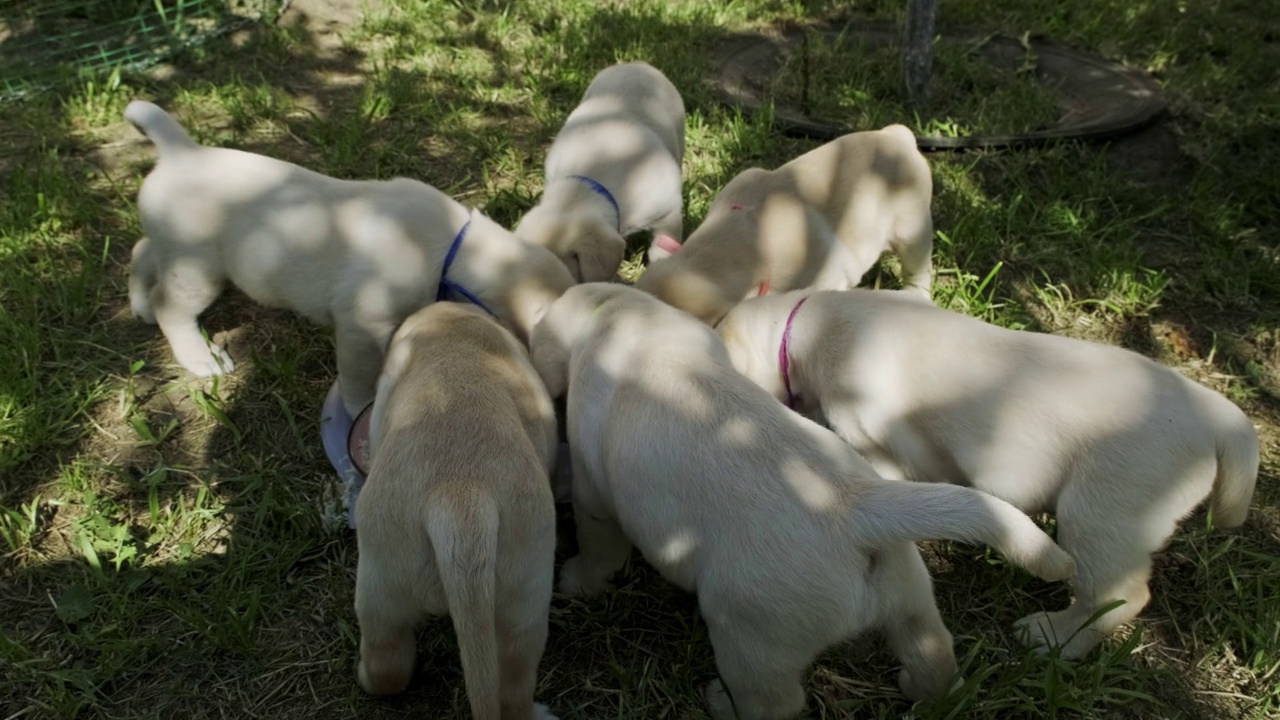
[635, 125, 933, 325]
[124, 100, 574, 416]
[716, 289, 1259, 660]
[355, 302, 559, 720]
[515, 61, 685, 282]
[531, 283, 1074, 720]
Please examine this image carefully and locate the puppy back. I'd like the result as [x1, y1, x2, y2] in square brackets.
[372, 303, 559, 487]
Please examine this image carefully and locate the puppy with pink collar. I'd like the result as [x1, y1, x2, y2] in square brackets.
[717, 288, 1259, 659]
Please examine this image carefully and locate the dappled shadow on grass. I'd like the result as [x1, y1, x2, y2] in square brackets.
[1, 0, 1277, 718]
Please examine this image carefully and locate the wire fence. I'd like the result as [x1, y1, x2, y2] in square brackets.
[0, 0, 291, 100]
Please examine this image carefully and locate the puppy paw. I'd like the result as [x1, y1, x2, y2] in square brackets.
[1013, 611, 1055, 653]
[180, 344, 235, 377]
[1013, 610, 1099, 660]
[703, 679, 737, 720]
[895, 667, 940, 703]
[898, 667, 964, 703]
[531, 702, 559, 720]
[557, 556, 611, 597]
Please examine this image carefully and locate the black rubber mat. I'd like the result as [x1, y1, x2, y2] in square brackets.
[712, 20, 1167, 150]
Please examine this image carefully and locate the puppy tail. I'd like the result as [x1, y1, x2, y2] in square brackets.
[124, 100, 198, 155]
[428, 490, 502, 720]
[1210, 407, 1259, 528]
[859, 482, 1076, 582]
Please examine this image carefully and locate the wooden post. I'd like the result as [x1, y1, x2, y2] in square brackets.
[902, 0, 937, 108]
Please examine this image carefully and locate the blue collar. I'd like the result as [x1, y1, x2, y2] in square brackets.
[436, 218, 496, 316]
[569, 175, 620, 232]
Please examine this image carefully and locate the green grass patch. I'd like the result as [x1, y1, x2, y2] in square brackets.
[0, 0, 1277, 718]
[766, 28, 1061, 137]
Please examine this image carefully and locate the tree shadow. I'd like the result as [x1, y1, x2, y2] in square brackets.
[0, 0, 1276, 718]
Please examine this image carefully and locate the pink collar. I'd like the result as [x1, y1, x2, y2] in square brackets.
[779, 296, 809, 409]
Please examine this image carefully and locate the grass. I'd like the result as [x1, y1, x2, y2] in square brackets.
[1, 0, 1278, 717]
[765, 27, 1062, 137]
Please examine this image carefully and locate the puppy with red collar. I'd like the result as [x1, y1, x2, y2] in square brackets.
[636, 125, 933, 325]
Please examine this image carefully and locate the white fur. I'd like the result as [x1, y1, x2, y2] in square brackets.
[531, 284, 1074, 720]
[635, 125, 933, 325]
[515, 62, 685, 281]
[356, 303, 560, 720]
[124, 100, 574, 416]
[717, 288, 1260, 659]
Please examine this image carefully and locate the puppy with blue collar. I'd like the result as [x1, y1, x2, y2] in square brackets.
[516, 61, 686, 282]
[124, 100, 574, 417]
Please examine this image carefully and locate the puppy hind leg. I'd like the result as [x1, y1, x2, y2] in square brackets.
[703, 611, 809, 720]
[496, 603, 552, 720]
[150, 264, 234, 376]
[497, 532, 556, 719]
[558, 510, 633, 597]
[357, 618, 418, 696]
[559, 455, 633, 597]
[1014, 482, 1167, 660]
[880, 543, 958, 702]
[355, 555, 421, 696]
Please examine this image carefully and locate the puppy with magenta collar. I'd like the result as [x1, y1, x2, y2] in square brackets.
[355, 302, 559, 719]
[636, 125, 933, 326]
[515, 61, 685, 282]
[124, 100, 574, 417]
[531, 283, 1075, 720]
[716, 288, 1259, 659]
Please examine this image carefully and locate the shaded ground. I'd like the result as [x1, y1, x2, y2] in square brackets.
[1, 0, 1277, 718]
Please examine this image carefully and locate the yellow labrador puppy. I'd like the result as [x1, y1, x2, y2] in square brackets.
[531, 284, 1074, 720]
[515, 61, 686, 282]
[355, 302, 559, 720]
[635, 125, 932, 325]
[716, 289, 1259, 659]
[125, 100, 574, 416]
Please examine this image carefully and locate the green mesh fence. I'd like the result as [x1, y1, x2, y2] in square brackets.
[0, 0, 290, 99]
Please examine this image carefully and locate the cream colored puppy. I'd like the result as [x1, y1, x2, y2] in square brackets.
[515, 61, 685, 282]
[125, 100, 574, 416]
[716, 289, 1259, 660]
[531, 284, 1074, 720]
[635, 125, 933, 325]
[355, 302, 559, 720]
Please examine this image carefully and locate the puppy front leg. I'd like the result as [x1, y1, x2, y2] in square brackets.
[335, 319, 388, 418]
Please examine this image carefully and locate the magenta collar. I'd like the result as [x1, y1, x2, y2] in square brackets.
[779, 296, 809, 409]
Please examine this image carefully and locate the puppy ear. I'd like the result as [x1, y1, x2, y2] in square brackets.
[529, 314, 570, 399]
